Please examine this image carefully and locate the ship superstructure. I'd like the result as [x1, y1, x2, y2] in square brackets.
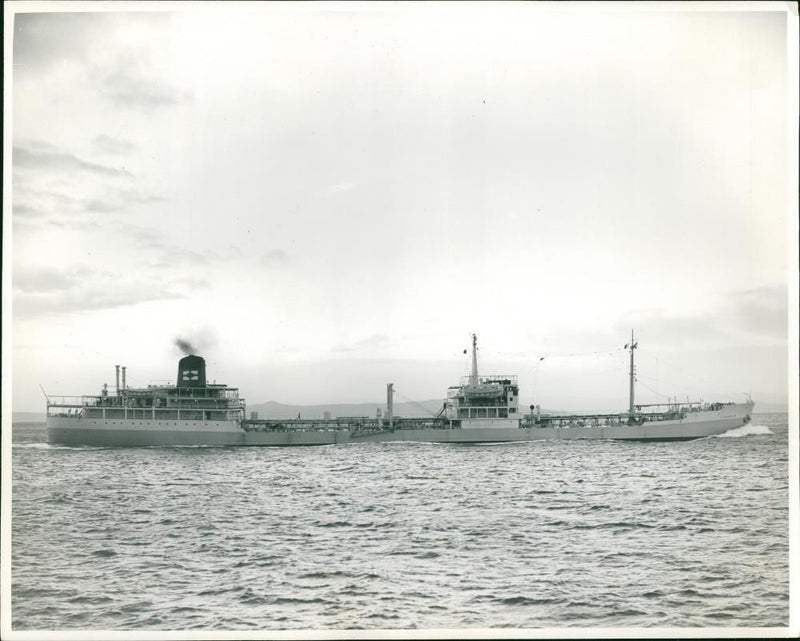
[444, 334, 520, 428]
[47, 355, 246, 446]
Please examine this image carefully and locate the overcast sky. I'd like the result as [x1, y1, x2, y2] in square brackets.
[5, 2, 796, 413]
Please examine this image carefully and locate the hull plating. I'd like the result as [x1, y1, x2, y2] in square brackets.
[47, 403, 753, 447]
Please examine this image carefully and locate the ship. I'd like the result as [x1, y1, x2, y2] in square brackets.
[46, 334, 754, 447]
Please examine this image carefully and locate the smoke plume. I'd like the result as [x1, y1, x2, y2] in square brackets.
[174, 338, 198, 355]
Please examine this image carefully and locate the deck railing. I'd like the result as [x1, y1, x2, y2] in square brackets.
[457, 375, 518, 386]
[46, 395, 245, 422]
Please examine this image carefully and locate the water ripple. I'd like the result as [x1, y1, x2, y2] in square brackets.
[11, 414, 790, 631]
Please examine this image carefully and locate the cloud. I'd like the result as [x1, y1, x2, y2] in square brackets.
[330, 182, 356, 193]
[13, 143, 131, 177]
[114, 223, 240, 271]
[14, 287, 185, 317]
[100, 68, 192, 111]
[728, 284, 788, 339]
[13, 266, 88, 294]
[85, 199, 125, 214]
[94, 49, 193, 112]
[261, 249, 290, 267]
[10, 191, 124, 227]
[12, 264, 191, 317]
[11, 203, 44, 218]
[170, 276, 210, 290]
[11, 189, 102, 221]
[619, 284, 788, 349]
[12, 12, 173, 77]
[13, 13, 189, 113]
[93, 134, 137, 155]
[331, 334, 391, 354]
[148, 248, 210, 268]
[12, 12, 106, 73]
[11, 143, 165, 228]
[118, 189, 166, 205]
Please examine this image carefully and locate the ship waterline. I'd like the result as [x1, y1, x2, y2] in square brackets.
[46, 334, 754, 447]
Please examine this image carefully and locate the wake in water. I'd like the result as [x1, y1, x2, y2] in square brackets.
[714, 423, 773, 438]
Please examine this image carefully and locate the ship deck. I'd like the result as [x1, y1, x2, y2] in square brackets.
[242, 417, 450, 432]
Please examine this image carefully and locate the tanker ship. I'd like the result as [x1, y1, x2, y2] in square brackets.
[46, 335, 754, 447]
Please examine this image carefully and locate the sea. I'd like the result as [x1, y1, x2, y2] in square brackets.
[9, 414, 792, 635]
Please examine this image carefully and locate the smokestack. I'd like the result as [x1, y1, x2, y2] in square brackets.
[177, 355, 206, 388]
[121, 366, 127, 394]
[115, 365, 120, 397]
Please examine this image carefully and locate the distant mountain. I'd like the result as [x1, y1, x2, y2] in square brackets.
[246, 399, 446, 420]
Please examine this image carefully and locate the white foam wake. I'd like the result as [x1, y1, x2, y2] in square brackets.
[715, 423, 773, 438]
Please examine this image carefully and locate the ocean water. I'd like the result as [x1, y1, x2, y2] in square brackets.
[10, 414, 791, 632]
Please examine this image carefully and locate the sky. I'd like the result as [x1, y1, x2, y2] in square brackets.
[4, 1, 797, 413]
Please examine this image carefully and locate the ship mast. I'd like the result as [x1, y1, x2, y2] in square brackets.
[469, 333, 479, 385]
[627, 329, 638, 415]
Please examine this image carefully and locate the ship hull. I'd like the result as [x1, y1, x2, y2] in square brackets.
[47, 403, 753, 447]
[47, 417, 247, 447]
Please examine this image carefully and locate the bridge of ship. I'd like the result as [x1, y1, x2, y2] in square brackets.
[446, 374, 519, 420]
